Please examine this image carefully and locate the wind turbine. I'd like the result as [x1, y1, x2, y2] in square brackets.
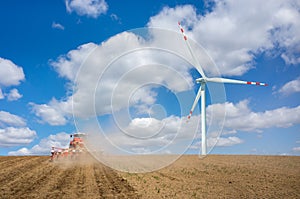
[178, 22, 267, 155]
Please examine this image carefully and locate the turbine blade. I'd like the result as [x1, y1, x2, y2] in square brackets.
[207, 77, 268, 86]
[178, 22, 206, 79]
[187, 86, 202, 120]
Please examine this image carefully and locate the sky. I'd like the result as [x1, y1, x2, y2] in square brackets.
[0, 0, 299, 156]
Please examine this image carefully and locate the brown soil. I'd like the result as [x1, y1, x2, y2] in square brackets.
[118, 155, 300, 199]
[0, 155, 299, 199]
[0, 155, 138, 199]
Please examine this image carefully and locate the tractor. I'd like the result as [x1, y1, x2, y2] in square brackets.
[50, 132, 86, 161]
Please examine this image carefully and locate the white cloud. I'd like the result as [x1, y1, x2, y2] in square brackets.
[6, 88, 22, 101]
[0, 110, 26, 127]
[209, 136, 244, 147]
[25, 99, 300, 155]
[0, 57, 25, 87]
[278, 76, 300, 96]
[65, 0, 108, 18]
[8, 147, 31, 155]
[44, 1, 300, 136]
[0, 111, 36, 148]
[147, 0, 300, 76]
[207, 100, 300, 132]
[147, 5, 198, 31]
[110, 13, 121, 23]
[87, 99, 300, 154]
[0, 127, 36, 147]
[30, 99, 70, 126]
[49, 31, 194, 120]
[50, 42, 98, 81]
[0, 58, 25, 102]
[190, 136, 243, 149]
[86, 115, 200, 155]
[52, 22, 65, 30]
[292, 147, 300, 152]
[8, 132, 70, 155]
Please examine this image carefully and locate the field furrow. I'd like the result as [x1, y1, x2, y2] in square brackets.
[0, 155, 299, 198]
[0, 156, 138, 199]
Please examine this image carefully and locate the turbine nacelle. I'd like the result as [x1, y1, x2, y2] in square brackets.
[195, 78, 206, 84]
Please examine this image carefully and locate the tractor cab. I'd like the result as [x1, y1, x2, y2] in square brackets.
[69, 132, 86, 149]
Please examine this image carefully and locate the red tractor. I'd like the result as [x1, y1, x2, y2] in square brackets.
[69, 132, 86, 156]
[50, 132, 86, 161]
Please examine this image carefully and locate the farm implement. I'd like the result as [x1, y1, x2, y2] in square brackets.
[50, 132, 86, 161]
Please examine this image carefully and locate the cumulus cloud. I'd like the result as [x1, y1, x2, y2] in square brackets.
[0, 57, 25, 87]
[0, 111, 26, 127]
[8, 132, 70, 155]
[0, 58, 25, 102]
[185, 98, 300, 151]
[42, 1, 300, 133]
[52, 22, 65, 30]
[65, 0, 108, 18]
[292, 147, 300, 152]
[93, 96, 300, 154]
[30, 99, 71, 126]
[27, 97, 300, 154]
[208, 136, 244, 147]
[100, 113, 242, 154]
[148, 0, 300, 76]
[26, 99, 299, 154]
[278, 76, 300, 96]
[50, 42, 98, 81]
[0, 110, 36, 148]
[0, 110, 37, 148]
[207, 100, 300, 132]
[46, 30, 194, 122]
[88, 115, 200, 154]
[6, 88, 23, 101]
[190, 136, 244, 149]
[0, 127, 36, 147]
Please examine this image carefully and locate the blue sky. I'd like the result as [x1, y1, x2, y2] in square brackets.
[0, 0, 299, 156]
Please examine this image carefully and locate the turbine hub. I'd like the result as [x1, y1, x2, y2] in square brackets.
[196, 78, 206, 83]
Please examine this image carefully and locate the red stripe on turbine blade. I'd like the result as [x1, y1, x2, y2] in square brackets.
[190, 111, 193, 114]
[187, 115, 191, 119]
[184, 36, 187, 40]
[180, 28, 184, 33]
[178, 21, 181, 25]
[247, 81, 268, 86]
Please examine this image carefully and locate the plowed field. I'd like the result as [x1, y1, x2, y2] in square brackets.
[0, 155, 299, 198]
[0, 156, 138, 199]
